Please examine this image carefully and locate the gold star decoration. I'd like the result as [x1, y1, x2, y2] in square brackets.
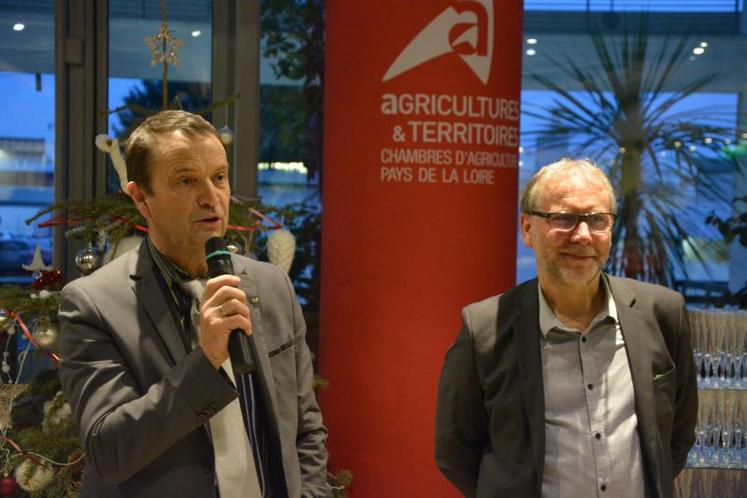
[144, 21, 183, 69]
[0, 383, 27, 430]
[143, 0, 184, 109]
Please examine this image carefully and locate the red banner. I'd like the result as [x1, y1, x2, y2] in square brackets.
[321, 1, 523, 495]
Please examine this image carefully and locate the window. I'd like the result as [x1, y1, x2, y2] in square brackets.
[518, 1, 747, 306]
[108, 0, 212, 193]
[0, 1, 55, 284]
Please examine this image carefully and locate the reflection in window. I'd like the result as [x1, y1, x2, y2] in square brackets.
[108, 0, 212, 193]
[518, 4, 747, 307]
[0, 10, 55, 284]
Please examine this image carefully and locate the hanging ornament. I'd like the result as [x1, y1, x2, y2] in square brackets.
[42, 391, 72, 432]
[95, 134, 128, 191]
[267, 229, 296, 274]
[1, 352, 10, 375]
[31, 318, 59, 350]
[0, 310, 13, 334]
[0, 383, 27, 430]
[75, 245, 101, 275]
[21, 244, 53, 279]
[0, 474, 16, 496]
[144, 0, 183, 109]
[15, 460, 54, 492]
[31, 269, 64, 290]
[226, 240, 241, 254]
[217, 126, 234, 146]
[97, 228, 109, 252]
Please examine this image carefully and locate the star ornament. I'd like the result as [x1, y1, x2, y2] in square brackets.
[0, 383, 27, 430]
[144, 22, 183, 68]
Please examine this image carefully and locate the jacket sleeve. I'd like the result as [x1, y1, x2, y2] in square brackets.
[57, 282, 237, 485]
[285, 274, 331, 497]
[670, 296, 698, 477]
[434, 308, 488, 498]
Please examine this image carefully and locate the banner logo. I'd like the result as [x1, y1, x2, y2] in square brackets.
[383, 0, 494, 84]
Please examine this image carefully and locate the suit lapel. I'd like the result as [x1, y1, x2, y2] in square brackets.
[607, 276, 660, 488]
[130, 242, 186, 366]
[233, 257, 281, 423]
[233, 257, 289, 495]
[508, 280, 545, 491]
[233, 258, 276, 407]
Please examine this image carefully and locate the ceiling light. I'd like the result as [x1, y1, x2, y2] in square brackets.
[526, 49, 536, 56]
[674, 141, 682, 148]
[619, 146, 626, 153]
[700, 41, 708, 48]
[688, 145, 696, 152]
[693, 47, 705, 55]
[518, 146, 524, 153]
[12, 23, 24, 31]
[526, 38, 537, 45]
[191, 30, 201, 37]
[704, 137, 713, 144]
[742, 132, 747, 139]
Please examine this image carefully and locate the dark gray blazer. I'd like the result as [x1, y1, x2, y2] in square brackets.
[58, 241, 330, 498]
[435, 275, 697, 498]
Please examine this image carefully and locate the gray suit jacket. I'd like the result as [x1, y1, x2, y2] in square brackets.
[435, 275, 697, 498]
[58, 241, 330, 498]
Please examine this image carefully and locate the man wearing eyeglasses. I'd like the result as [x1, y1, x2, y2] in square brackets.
[435, 158, 697, 498]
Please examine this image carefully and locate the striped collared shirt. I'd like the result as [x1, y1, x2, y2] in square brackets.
[146, 237, 197, 349]
[538, 278, 648, 498]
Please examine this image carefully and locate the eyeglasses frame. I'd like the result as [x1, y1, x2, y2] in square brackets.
[528, 210, 617, 233]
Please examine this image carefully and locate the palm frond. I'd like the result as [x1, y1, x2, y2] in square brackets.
[527, 15, 740, 284]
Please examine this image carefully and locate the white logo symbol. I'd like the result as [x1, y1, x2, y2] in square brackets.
[383, 0, 494, 84]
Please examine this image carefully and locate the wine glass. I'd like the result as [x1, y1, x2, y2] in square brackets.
[687, 310, 706, 388]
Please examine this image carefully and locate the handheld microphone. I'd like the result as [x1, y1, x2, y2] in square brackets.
[205, 237, 256, 374]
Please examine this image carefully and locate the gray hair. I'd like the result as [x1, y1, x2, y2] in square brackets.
[519, 157, 617, 214]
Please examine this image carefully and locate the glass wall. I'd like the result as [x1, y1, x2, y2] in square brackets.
[108, 0, 212, 193]
[518, 0, 747, 308]
[257, 1, 323, 329]
[0, 0, 55, 284]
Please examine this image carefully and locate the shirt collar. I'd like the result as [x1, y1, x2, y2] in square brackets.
[538, 275, 618, 338]
[146, 236, 192, 287]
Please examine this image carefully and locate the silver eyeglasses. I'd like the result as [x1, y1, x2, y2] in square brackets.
[529, 211, 616, 233]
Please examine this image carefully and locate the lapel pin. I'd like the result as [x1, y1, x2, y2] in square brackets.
[249, 296, 261, 304]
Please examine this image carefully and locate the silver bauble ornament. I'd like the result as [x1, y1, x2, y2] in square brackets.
[217, 126, 234, 146]
[75, 246, 101, 275]
[32, 318, 59, 349]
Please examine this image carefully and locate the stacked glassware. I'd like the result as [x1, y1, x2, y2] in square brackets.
[688, 310, 746, 389]
[686, 309, 747, 470]
[686, 389, 746, 469]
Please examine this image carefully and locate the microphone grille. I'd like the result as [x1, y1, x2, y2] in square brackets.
[205, 237, 230, 261]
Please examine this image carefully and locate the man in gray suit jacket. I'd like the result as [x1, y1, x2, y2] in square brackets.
[58, 111, 330, 497]
[435, 158, 697, 498]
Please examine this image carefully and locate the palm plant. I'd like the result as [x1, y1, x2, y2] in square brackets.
[524, 16, 742, 285]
